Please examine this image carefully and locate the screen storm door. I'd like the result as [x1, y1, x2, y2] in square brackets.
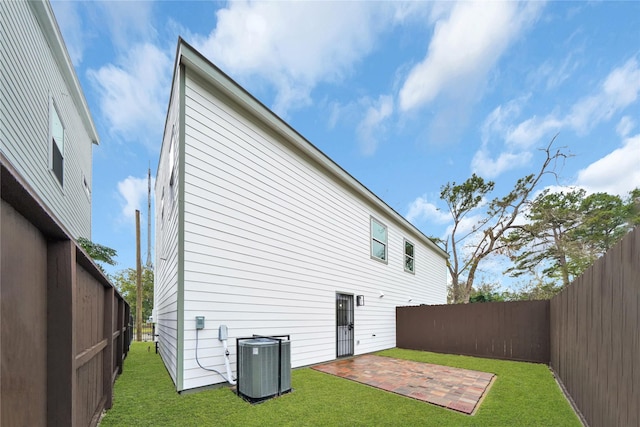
[336, 293, 354, 357]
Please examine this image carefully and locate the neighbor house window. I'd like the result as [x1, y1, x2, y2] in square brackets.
[82, 173, 91, 199]
[161, 187, 165, 227]
[404, 239, 415, 274]
[169, 125, 176, 186]
[50, 101, 64, 186]
[370, 217, 387, 263]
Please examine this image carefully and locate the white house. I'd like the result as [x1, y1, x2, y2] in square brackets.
[154, 39, 448, 392]
[0, 0, 98, 240]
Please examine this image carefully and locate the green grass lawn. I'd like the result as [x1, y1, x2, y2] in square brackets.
[100, 343, 580, 426]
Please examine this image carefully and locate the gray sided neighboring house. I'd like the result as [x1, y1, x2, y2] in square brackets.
[1, 0, 98, 240]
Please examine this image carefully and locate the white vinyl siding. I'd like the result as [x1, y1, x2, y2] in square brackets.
[176, 70, 446, 390]
[154, 71, 182, 388]
[0, 1, 93, 238]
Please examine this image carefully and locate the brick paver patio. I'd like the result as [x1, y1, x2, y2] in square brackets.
[312, 354, 495, 415]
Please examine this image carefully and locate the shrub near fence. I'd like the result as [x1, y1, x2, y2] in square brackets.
[1, 157, 131, 427]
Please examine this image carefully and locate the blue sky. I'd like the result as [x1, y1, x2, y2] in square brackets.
[51, 1, 640, 286]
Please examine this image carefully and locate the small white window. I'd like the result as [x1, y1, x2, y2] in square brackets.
[82, 173, 91, 199]
[161, 187, 165, 227]
[404, 239, 415, 274]
[50, 101, 64, 186]
[370, 217, 387, 263]
[169, 125, 176, 186]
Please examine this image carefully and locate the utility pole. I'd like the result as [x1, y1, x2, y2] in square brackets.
[136, 209, 142, 342]
[146, 166, 153, 269]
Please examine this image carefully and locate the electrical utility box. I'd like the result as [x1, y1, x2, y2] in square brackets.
[195, 316, 205, 330]
[237, 336, 291, 402]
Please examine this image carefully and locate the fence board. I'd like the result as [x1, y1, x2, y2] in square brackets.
[396, 226, 639, 427]
[0, 200, 48, 427]
[550, 227, 640, 427]
[1, 158, 131, 427]
[396, 300, 550, 363]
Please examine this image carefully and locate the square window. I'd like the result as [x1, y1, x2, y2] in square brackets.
[404, 239, 415, 273]
[370, 217, 387, 263]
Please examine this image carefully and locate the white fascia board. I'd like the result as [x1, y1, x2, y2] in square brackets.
[177, 40, 448, 260]
[29, 0, 100, 145]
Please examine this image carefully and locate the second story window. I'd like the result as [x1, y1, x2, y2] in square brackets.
[370, 217, 388, 263]
[50, 102, 64, 186]
[404, 239, 415, 273]
[169, 125, 176, 186]
[161, 187, 165, 227]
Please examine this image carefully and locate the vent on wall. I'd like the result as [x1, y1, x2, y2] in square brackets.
[236, 336, 291, 403]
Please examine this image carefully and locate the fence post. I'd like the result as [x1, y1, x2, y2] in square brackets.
[46, 240, 76, 427]
[116, 297, 125, 374]
[103, 286, 114, 410]
[124, 304, 131, 355]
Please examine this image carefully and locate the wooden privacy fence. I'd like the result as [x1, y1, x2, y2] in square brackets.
[397, 300, 550, 363]
[396, 227, 639, 427]
[550, 227, 639, 427]
[1, 157, 131, 427]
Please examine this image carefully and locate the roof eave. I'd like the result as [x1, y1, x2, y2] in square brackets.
[29, 1, 100, 146]
[176, 39, 448, 259]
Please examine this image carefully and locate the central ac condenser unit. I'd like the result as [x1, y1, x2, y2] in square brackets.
[237, 336, 291, 402]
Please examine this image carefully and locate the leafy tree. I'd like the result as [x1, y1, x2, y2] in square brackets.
[112, 267, 154, 322]
[508, 271, 564, 301]
[575, 192, 631, 255]
[503, 188, 586, 288]
[441, 139, 567, 303]
[504, 188, 639, 289]
[77, 237, 117, 271]
[517, 280, 562, 301]
[469, 282, 509, 303]
[625, 188, 640, 227]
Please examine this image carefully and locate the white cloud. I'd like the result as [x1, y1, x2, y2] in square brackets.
[117, 176, 155, 224]
[506, 115, 563, 148]
[471, 149, 532, 179]
[356, 95, 394, 156]
[398, 1, 542, 112]
[575, 134, 640, 196]
[53, 1, 157, 65]
[97, 1, 156, 51]
[50, 2, 85, 65]
[532, 54, 580, 91]
[405, 195, 450, 224]
[444, 212, 488, 249]
[88, 43, 172, 149]
[616, 116, 635, 138]
[475, 57, 640, 179]
[481, 97, 528, 144]
[472, 97, 533, 177]
[566, 58, 640, 133]
[392, 1, 432, 24]
[506, 57, 640, 147]
[193, 1, 384, 115]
